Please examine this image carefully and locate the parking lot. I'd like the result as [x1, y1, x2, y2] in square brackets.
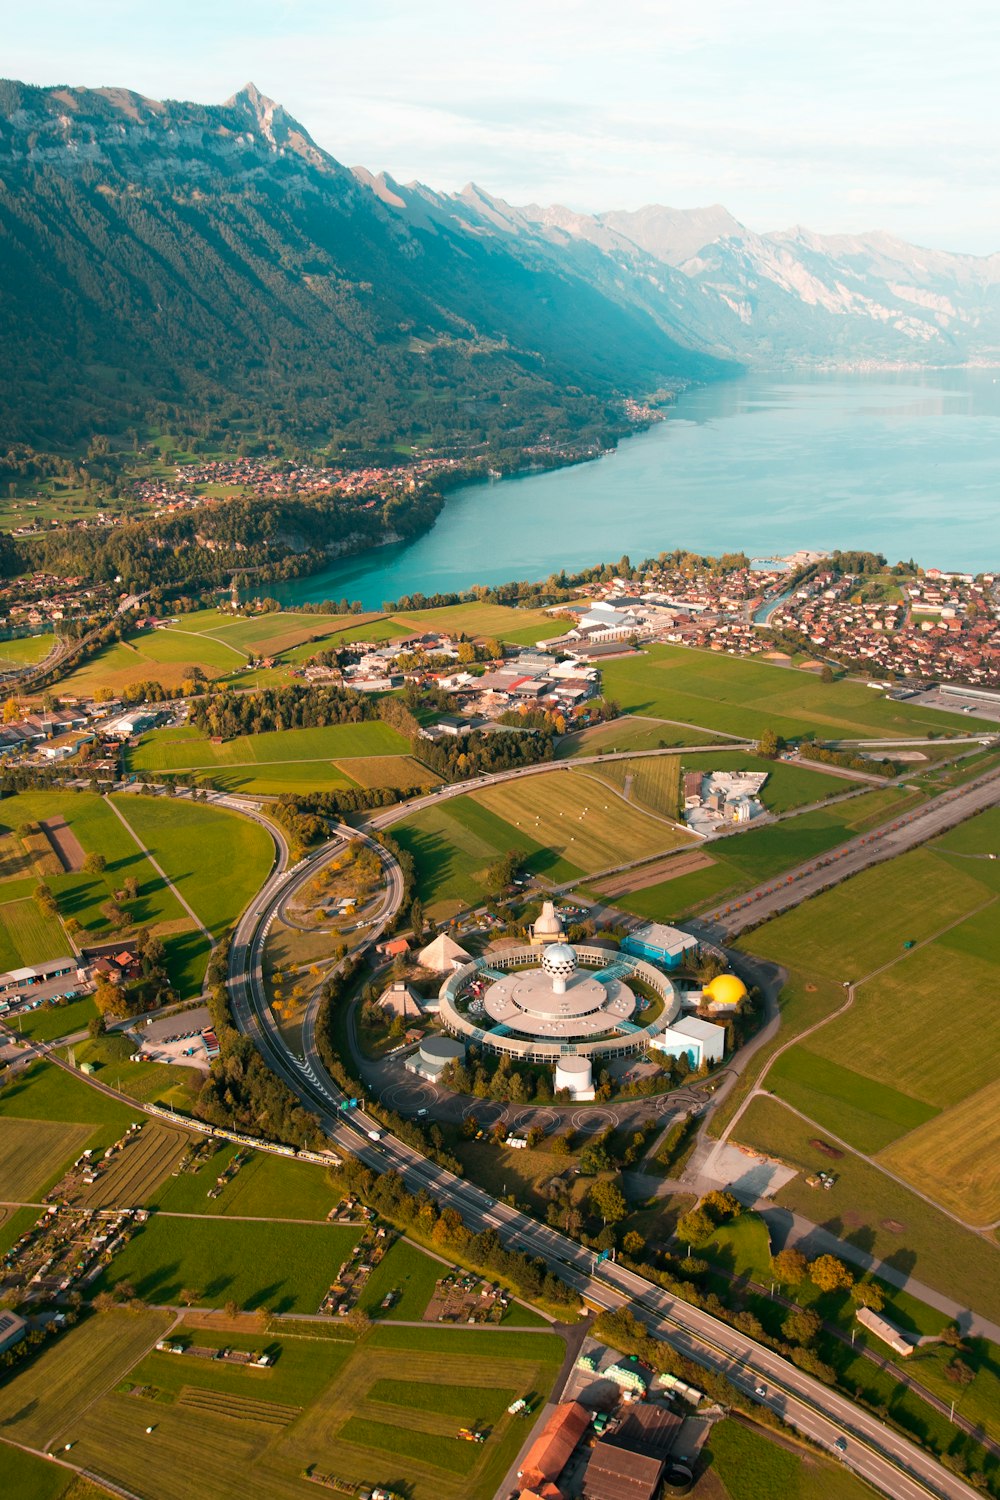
[129, 1004, 215, 1070]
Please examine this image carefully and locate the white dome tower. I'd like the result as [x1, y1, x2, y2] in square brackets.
[532, 900, 564, 946]
[541, 942, 577, 995]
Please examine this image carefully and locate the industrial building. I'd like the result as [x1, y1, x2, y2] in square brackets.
[517, 1401, 591, 1496]
[621, 922, 699, 970]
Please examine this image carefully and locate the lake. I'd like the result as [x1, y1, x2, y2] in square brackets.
[267, 369, 1000, 609]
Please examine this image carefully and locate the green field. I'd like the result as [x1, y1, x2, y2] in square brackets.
[358, 1237, 446, 1321]
[585, 754, 682, 818]
[395, 768, 691, 914]
[0, 1442, 80, 1500]
[769, 1048, 940, 1153]
[599, 643, 973, 742]
[149, 1147, 336, 1220]
[96, 1216, 362, 1313]
[109, 795, 273, 938]
[878, 1078, 1000, 1224]
[10, 994, 98, 1042]
[129, 720, 408, 775]
[0, 632, 54, 668]
[0, 1059, 140, 1135]
[0, 1115, 93, 1200]
[0, 895, 69, 969]
[559, 714, 727, 756]
[707, 1416, 883, 1500]
[30, 1318, 564, 1500]
[387, 600, 557, 643]
[733, 1097, 1000, 1321]
[611, 785, 924, 923]
[0, 1307, 171, 1450]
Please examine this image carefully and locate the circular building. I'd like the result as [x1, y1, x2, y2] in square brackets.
[554, 1055, 594, 1099]
[406, 1034, 466, 1083]
[438, 942, 683, 1064]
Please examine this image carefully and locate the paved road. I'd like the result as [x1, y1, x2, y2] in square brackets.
[224, 829, 979, 1500]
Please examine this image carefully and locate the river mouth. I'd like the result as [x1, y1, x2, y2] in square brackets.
[261, 368, 1000, 609]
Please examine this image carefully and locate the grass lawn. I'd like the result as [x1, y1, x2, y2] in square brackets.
[599, 643, 973, 743]
[0, 895, 69, 969]
[707, 1416, 884, 1500]
[0, 1442, 79, 1500]
[129, 720, 408, 775]
[0, 633, 55, 668]
[10, 994, 98, 1042]
[96, 1216, 361, 1313]
[700, 1212, 774, 1282]
[358, 1237, 444, 1321]
[109, 795, 274, 938]
[149, 1147, 336, 1220]
[0, 1059, 140, 1135]
[0, 1307, 171, 1450]
[733, 1097, 1000, 1322]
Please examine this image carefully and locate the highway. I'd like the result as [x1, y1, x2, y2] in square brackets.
[224, 811, 982, 1500]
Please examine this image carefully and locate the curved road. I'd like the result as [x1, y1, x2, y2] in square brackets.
[225, 809, 982, 1500]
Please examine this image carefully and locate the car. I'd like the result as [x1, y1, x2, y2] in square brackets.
[834, 1437, 847, 1453]
[755, 1385, 767, 1397]
[416, 1107, 428, 1117]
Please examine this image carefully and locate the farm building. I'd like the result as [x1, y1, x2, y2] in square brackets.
[856, 1306, 915, 1356]
[0, 957, 79, 995]
[621, 922, 698, 970]
[0, 1310, 27, 1355]
[517, 1401, 591, 1493]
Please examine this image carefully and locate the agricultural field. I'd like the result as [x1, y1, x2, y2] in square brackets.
[607, 784, 924, 923]
[599, 643, 973, 742]
[162, 608, 389, 659]
[0, 1307, 171, 1450]
[395, 768, 691, 915]
[706, 1416, 882, 1500]
[558, 714, 729, 757]
[0, 1059, 142, 1171]
[386, 599, 558, 643]
[109, 795, 273, 939]
[66, 1121, 191, 1210]
[732, 1097, 1000, 1322]
[586, 754, 682, 818]
[341, 753, 440, 791]
[51, 637, 229, 698]
[95, 1216, 363, 1313]
[737, 814, 1000, 1224]
[0, 789, 214, 992]
[0, 1441, 87, 1500]
[0, 1116, 93, 1201]
[19, 1318, 564, 1500]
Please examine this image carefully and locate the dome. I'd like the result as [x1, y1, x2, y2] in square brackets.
[703, 973, 748, 1007]
[541, 943, 577, 979]
[532, 900, 564, 939]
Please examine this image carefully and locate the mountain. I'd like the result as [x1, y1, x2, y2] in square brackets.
[0, 79, 724, 456]
[360, 177, 1000, 368]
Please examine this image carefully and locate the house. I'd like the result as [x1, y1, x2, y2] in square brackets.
[377, 937, 410, 961]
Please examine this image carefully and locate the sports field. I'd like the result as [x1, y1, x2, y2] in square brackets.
[32, 1320, 563, 1500]
[0, 632, 54, 669]
[395, 769, 691, 914]
[599, 643, 973, 742]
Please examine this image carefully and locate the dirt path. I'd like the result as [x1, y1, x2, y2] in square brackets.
[40, 815, 85, 872]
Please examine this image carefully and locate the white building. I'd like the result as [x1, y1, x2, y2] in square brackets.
[651, 1015, 725, 1069]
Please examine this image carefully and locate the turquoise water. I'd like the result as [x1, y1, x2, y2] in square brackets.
[269, 370, 1000, 608]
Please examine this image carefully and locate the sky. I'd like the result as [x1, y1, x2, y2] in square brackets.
[5, 0, 999, 253]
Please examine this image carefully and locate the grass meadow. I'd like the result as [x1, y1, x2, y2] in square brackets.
[707, 1416, 882, 1500]
[599, 643, 973, 742]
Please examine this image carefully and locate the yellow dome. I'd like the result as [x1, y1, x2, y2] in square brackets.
[703, 973, 748, 1006]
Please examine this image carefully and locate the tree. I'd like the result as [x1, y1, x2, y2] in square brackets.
[809, 1254, 854, 1293]
[702, 1190, 741, 1223]
[622, 1230, 645, 1258]
[121, 875, 139, 901]
[346, 1306, 372, 1337]
[771, 1247, 809, 1285]
[83, 851, 107, 874]
[588, 1178, 628, 1225]
[820, 664, 835, 684]
[757, 729, 780, 759]
[410, 897, 424, 943]
[93, 976, 128, 1018]
[179, 1287, 201, 1307]
[782, 1306, 822, 1346]
[676, 1208, 715, 1246]
[851, 1281, 885, 1312]
[224, 1299, 240, 1320]
[87, 1012, 107, 1040]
